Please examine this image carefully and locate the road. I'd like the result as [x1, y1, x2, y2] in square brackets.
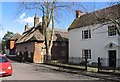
[1, 61, 104, 81]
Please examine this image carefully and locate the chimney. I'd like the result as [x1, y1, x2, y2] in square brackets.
[76, 10, 82, 18]
[34, 13, 39, 27]
[25, 23, 29, 31]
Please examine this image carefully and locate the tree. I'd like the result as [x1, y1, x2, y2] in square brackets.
[108, 3, 120, 35]
[18, 1, 58, 61]
[93, 4, 120, 35]
[18, 1, 86, 61]
[109, 2, 120, 5]
[2, 31, 14, 53]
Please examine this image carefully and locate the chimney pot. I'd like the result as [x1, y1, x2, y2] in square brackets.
[25, 23, 29, 31]
[76, 10, 82, 18]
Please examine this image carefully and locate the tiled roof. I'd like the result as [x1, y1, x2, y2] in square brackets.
[68, 4, 120, 30]
[10, 33, 21, 40]
[54, 31, 68, 41]
[16, 25, 68, 44]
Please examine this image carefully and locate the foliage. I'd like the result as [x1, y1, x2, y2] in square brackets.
[2, 31, 14, 52]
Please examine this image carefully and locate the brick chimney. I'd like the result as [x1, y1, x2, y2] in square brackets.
[25, 23, 29, 31]
[34, 13, 39, 27]
[76, 10, 82, 18]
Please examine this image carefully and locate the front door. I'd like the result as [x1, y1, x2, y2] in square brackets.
[109, 50, 116, 67]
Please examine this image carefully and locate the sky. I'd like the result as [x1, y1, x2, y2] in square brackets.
[0, 1, 116, 40]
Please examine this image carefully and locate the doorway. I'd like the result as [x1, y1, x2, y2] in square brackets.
[108, 50, 116, 67]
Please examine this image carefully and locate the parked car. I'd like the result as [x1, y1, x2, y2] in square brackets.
[0, 54, 12, 76]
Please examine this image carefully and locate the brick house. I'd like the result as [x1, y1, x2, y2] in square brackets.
[15, 14, 68, 63]
[7, 33, 21, 55]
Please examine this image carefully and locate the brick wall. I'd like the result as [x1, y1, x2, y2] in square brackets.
[16, 42, 35, 53]
[33, 42, 46, 63]
[16, 42, 35, 62]
[16, 41, 68, 63]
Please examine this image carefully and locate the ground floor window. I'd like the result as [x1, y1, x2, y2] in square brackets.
[82, 49, 91, 59]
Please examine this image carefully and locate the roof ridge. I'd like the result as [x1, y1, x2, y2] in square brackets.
[68, 4, 120, 30]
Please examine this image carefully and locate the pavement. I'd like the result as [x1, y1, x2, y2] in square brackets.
[29, 63, 120, 82]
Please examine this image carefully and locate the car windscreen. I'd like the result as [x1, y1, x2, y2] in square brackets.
[0, 56, 8, 62]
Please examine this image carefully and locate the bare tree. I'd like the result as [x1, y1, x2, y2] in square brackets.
[17, 1, 87, 61]
[93, 4, 120, 35]
[23, 1, 57, 61]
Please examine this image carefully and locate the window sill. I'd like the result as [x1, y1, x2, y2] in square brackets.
[107, 35, 118, 38]
[81, 38, 92, 41]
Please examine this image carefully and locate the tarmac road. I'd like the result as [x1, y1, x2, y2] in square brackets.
[0, 61, 111, 82]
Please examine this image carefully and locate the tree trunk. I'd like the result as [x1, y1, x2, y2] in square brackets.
[48, 1, 55, 61]
[48, 48, 51, 60]
[45, 27, 50, 61]
[45, 1, 55, 62]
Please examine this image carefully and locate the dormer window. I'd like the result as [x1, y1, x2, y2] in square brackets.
[108, 25, 116, 36]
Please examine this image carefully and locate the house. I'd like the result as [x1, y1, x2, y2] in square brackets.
[15, 14, 68, 63]
[68, 4, 120, 67]
[7, 33, 21, 55]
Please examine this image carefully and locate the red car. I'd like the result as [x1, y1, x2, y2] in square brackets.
[0, 55, 12, 76]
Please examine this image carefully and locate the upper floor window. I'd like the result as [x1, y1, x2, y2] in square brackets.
[82, 30, 91, 39]
[82, 49, 91, 59]
[108, 25, 116, 36]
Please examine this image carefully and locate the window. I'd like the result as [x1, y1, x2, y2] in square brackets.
[61, 42, 66, 46]
[82, 49, 91, 59]
[60, 51, 65, 56]
[0, 56, 8, 62]
[108, 25, 116, 36]
[82, 30, 91, 39]
[54, 42, 58, 46]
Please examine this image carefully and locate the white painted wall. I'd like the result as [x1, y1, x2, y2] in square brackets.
[69, 23, 119, 66]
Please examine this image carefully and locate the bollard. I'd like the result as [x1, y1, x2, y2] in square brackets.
[98, 57, 100, 73]
[85, 57, 87, 71]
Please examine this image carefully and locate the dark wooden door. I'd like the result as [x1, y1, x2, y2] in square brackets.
[109, 50, 116, 67]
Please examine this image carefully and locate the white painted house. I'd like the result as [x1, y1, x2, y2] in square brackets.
[68, 4, 120, 67]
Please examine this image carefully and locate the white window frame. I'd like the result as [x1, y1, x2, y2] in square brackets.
[82, 49, 91, 59]
[82, 30, 91, 39]
[108, 25, 117, 36]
